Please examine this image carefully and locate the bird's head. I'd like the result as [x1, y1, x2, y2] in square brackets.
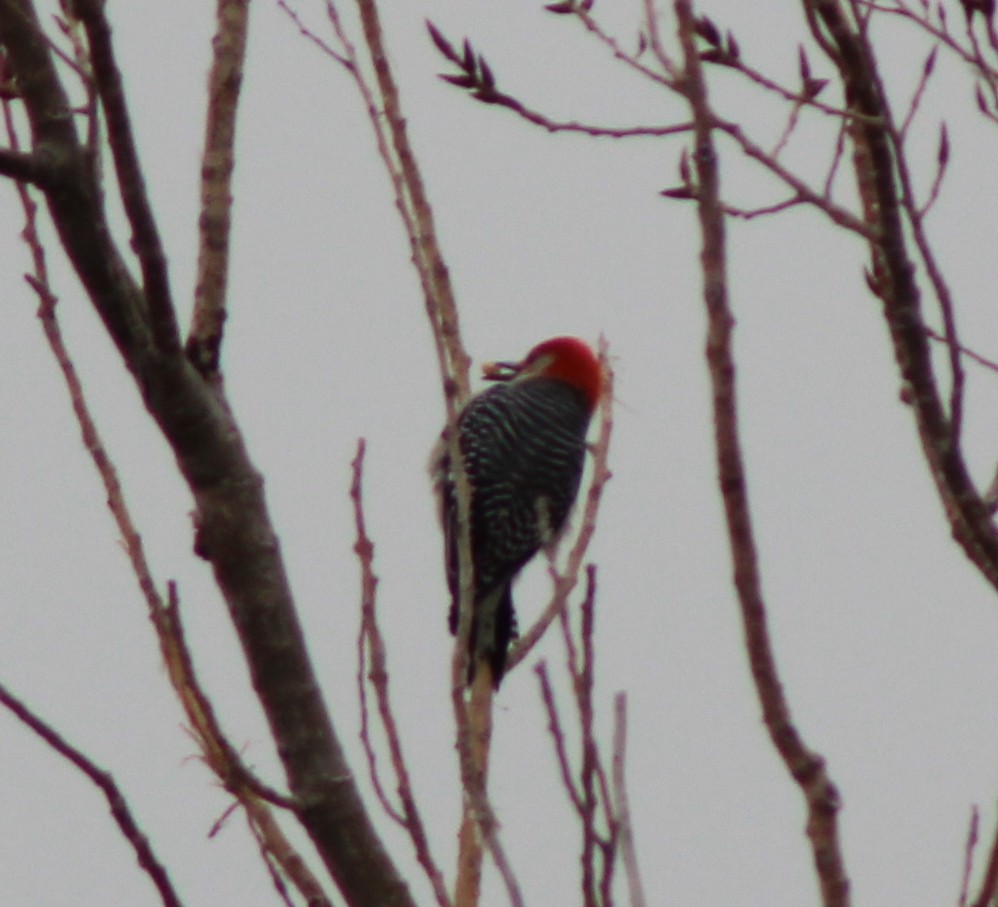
[482, 336, 604, 411]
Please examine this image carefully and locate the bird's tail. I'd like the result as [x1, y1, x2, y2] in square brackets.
[451, 584, 516, 688]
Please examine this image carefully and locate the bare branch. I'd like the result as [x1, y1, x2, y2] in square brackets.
[187, 0, 251, 376]
[0, 681, 183, 907]
[721, 194, 806, 219]
[427, 22, 691, 139]
[349, 0, 471, 408]
[898, 46, 938, 141]
[536, 662, 585, 814]
[958, 806, 980, 907]
[73, 0, 180, 355]
[1, 7, 415, 902]
[576, 5, 679, 86]
[277, 0, 351, 66]
[971, 805, 998, 907]
[613, 694, 647, 907]
[0, 146, 55, 184]
[805, 0, 998, 598]
[675, 4, 851, 904]
[453, 672, 524, 907]
[351, 441, 452, 907]
[925, 326, 998, 374]
[713, 117, 875, 238]
[242, 797, 334, 907]
[538, 569, 617, 906]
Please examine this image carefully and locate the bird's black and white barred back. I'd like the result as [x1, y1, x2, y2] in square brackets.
[434, 337, 603, 688]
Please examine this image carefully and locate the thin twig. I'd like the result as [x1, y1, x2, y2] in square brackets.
[351, 440, 452, 907]
[348, 0, 471, 405]
[0, 681, 183, 907]
[925, 326, 998, 374]
[971, 804, 998, 907]
[570, 569, 616, 905]
[276, 0, 350, 65]
[577, 6, 679, 86]
[722, 195, 805, 219]
[536, 663, 585, 813]
[898, 47, 937, 142]
[958, 806, 979, 907]
[539, 569, 618, 907]
[771, 101, 807, 159]
[713, 117, 875, 239]
[242, 799, 334, 907]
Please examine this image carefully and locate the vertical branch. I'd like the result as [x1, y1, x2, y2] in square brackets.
[188, 0, 251, 376]
[571, 569, 604, 907]
[453, 671, 495, 907]
[311, 7, 490, 902]
[326, 8, 509, 904]
[351, 441, 452, 907]
[612, 694, 646, 907]
[674, 3, 851, 905]
[539, 569, 619, 906]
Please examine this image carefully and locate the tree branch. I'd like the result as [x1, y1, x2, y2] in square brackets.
[187, 0, 250, 376]
[675, 4, 852, 904]
[73, 0, 181, 355]
[803, 0, 998, 590]
[0, 6, 415, 904]
[0, 681, 183, 907]
[0, 146, 54, 184]
[612, 693, 647, 907]
[351, 440, 452, 907]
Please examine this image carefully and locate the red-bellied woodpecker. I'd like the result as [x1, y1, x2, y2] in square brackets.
[434, 337, 604, 688]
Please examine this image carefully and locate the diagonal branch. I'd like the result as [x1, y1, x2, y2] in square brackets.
[0, 681, 183, 907]
[351, 0, 471, 411]
[73, 0, 181, 356]
[6, 89, 332, 904]
[803, 0, 998, 591]
[0, 6, 415, 904]
[0, 0, 151, 361]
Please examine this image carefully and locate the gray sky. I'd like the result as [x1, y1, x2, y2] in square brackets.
[1, 0, 997, 904]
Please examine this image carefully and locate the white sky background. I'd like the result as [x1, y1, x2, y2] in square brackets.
[1, 0, 997, 904]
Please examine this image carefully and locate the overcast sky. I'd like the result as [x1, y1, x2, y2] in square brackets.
[1, 1, 998, 905]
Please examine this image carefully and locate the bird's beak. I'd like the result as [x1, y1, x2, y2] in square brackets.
[481, 359, 521, 382]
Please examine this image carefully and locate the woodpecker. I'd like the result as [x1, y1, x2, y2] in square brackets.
[434, 337, 604, 688]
